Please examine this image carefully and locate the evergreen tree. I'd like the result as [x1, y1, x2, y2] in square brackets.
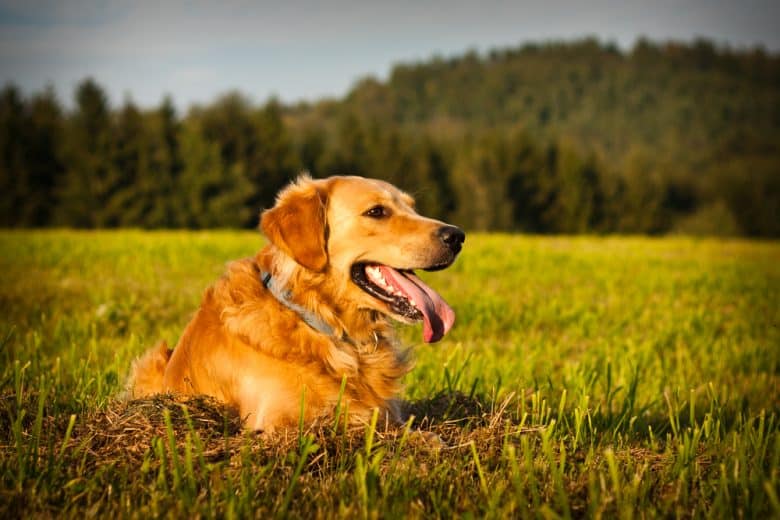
[0, 85, 65, 227]
[247, 98, 300, 220]
[176, 120, 253, 228]
[144, 96, 182, 227]
[542, 140, 602, 233]
[297, 124, 326, 175]
[0, 85, 28, 226]
[505, 130, 552, 233]
[109, 99, 149, 226]
[196, 92, 300, 225]
[611, 146, 670, 233]
[715, 156, 779, 237]
[450, 132, 515, 231]
[24, 88, 66, 226]
[55, 79, 118, 227]
[320, 112, 370, 176]
[406, 137, 457, 222]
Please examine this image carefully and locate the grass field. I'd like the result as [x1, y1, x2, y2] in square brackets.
[1, 230, 778, 518]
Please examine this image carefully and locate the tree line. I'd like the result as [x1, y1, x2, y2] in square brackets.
[1, 38, 778, 235]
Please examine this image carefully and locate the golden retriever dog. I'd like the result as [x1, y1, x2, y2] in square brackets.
[126, 175, 465, 432]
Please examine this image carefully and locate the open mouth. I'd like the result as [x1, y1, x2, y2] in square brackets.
[351, 263, 455, 343]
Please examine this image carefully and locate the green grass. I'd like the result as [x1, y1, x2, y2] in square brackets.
[1, 230, 778, 518]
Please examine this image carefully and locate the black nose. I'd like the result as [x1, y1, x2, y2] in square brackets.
[437, 225, 465, 252]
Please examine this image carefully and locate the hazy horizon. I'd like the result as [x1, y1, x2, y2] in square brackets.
[2, 0, 778, 111]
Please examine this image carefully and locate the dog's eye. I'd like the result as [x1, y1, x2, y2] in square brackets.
[363, 205, 390, 219]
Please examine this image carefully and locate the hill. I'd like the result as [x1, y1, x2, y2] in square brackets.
[1, 38, 778, 235]
[290, 38, 780, 235]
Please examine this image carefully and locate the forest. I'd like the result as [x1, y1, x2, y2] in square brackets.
[1, 38, 778, 235]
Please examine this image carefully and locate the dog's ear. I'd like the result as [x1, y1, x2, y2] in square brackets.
[260, 178, 328, 272]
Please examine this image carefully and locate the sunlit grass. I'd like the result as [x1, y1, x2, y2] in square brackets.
[1, 230, 778, 517]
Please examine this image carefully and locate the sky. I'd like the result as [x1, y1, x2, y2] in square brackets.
[1, 0, 778, 111]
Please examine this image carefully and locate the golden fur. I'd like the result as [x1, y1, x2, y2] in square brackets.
[126, 175, 463, 431]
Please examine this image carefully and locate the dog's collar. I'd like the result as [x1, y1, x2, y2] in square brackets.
[260, 271, 336, 338]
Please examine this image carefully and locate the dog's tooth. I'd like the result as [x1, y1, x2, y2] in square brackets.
[366, 266, 405, 298]
[367, 266, 383, 284]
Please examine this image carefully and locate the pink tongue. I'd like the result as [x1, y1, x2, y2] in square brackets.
[379, 266, 455, 343]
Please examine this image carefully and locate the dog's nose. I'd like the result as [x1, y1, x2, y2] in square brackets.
[437, 225, 465, 252]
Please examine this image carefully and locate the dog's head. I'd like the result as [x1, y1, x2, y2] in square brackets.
[261, 175, 465, 343]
